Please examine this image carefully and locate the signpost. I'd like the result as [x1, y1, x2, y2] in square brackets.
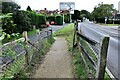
[60, 2, 75, 23]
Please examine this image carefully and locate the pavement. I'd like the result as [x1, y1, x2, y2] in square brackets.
[33, 37, 74, 78]
[28, 24, 68, 43]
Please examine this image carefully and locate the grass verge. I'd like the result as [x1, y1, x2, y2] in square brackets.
[97, 23, 119, 26]
[54, 23, 111, 79]
[53, 23, 74, 36]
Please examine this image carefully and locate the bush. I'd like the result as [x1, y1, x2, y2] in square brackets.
[64, 14, 70, 23]
[13, 10, 32, 33]
[24, 11, 46, 29]
[96, 18, 105, 23]
[13, 10, 47, 32]
[55, 16, 63, 25]
[35, 14, 46, 28]
[2, 13, 16, 34]
[2, 10, 47, 35]
[47, 16, 56, 24]
[26, 11, 36, 25]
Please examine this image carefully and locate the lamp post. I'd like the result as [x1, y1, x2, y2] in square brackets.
[105, 17, 107, 24]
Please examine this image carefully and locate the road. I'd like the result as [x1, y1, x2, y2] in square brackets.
[28, 24, 67, 43]
[78, 22, 119, 79]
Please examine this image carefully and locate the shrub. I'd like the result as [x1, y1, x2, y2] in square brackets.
[55, 16, 63, 25]
[47, 16, 56, 24]
[64, 14, 70, 23]
[35, 14, 46, 28]
[13, 10, 32, 33]
[2, 13, 16, 34]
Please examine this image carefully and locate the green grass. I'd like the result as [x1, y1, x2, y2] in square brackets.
[54, 23, 111, 79]
[98, 23, 119, 26]
[27, 29, 40, 36]
[80, 39, 97, 63]
[53, 23, 74, 36]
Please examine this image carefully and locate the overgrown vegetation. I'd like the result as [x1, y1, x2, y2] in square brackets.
[54, 23, 111, 79]
[1, 36, 55, 79]
[54, 24, 87, 78]
[23, 37, 55, 78]
[2, 29, 39, 44]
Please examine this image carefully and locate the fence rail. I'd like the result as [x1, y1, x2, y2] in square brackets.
[73, 21, 110, 79]
[0, 28, 52, 78]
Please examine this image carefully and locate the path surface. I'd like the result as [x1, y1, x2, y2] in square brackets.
[33, 37, 74, 78]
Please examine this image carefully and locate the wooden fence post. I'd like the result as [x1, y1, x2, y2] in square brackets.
[22, 31, 29, 65]
[72, 21, 77, 50]
[50, 29, 52, 38]
[96, 37, 110, 79]
[45, 29, 49, 39]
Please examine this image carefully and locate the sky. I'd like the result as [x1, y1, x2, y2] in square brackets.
[15, 0, 120, 12]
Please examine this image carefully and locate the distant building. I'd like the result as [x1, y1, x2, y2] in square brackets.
[118, 1, 120, 13]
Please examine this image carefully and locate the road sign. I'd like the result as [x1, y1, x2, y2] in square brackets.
[60, 2, 75, 12]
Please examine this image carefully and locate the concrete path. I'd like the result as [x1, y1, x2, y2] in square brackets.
[33, 37, 74, 78]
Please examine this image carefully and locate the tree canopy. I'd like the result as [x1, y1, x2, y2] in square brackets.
[72, 10, 80, 20]
[26, 6, 32, 11]
[91, 2, 116, 20]
[80, 10, 91, 20]
[2, 1, 20, 14]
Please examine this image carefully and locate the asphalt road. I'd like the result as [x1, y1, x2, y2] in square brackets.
[28, 24, 67, 43]
[78, 22, 119, 79]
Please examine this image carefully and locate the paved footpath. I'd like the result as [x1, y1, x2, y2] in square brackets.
[33, 37, 74, 78]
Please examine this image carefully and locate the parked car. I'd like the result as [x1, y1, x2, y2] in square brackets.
[50, 21, 55, 25]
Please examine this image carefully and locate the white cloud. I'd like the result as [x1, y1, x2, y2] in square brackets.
[15, 0, 120, 12]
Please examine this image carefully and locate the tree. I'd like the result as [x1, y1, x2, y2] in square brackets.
[72, 10, 80, 20]
[26, 6, 32, 11]
[2, 13, 16, 34]
[91, 2, 116, 22]
[13, 10, 32, 33]
[2, 1, 20, 14]
[80, 10, 91, 20]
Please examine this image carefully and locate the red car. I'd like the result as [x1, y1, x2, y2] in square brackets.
[50, 21, 55, 25]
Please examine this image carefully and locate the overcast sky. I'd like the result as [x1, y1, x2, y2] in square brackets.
[15, 0, 120, 12]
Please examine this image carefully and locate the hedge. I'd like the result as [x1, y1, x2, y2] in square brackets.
[13, 10, 32, 33]
[64, 14, 70, 23]
[55, 16, 63, 25]
[2, 10, 47, 34]
[46, 16, 56, 24]
[25, 11, 46, 29]
[46, 15, 63, 25]
[35, 14, 46, 28]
